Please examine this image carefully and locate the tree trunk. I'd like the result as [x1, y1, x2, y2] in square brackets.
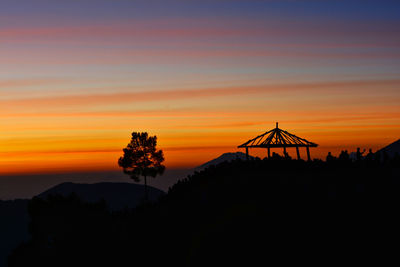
[144, 175, 148, 202]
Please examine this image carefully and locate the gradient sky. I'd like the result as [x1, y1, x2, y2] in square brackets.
[1, 0, 400, 175]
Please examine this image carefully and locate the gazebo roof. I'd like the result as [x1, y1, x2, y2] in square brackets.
[238, 123, 318, 148]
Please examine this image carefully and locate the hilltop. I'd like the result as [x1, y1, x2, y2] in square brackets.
[38, 182, 165, 211]
[9, 156, 400, 266]
[377, 139, 400, 158]
[0, 182, 164, 267]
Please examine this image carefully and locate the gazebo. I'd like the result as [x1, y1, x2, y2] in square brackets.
[238, 123, 318, 161]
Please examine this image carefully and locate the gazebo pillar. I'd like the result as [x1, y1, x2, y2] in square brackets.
[306, 146, 311, 161]
[296, 146, 300, 160]
[246, 147, 249, 160]
[283, 146, 286, 155]
[267, 147, 271, 158]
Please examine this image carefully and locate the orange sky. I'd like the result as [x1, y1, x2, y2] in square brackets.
[2, 78, 400, 175]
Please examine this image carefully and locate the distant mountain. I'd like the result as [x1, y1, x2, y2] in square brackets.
[0, 182, 165, 267]
[376, 139, 400, 158]
[195, 152, 254, 171]
[38, 182, 165, 211]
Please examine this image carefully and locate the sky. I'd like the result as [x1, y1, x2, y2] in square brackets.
[1, 0, 400, 175]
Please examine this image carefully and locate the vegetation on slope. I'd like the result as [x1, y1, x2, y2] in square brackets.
[9, 155, 400, 266]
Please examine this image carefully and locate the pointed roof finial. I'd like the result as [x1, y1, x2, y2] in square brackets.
[276, 122, 278, 128]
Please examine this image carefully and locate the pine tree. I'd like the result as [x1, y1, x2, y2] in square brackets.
[118, 132, 165, 201]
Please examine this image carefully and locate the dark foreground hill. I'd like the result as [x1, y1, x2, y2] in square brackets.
[9, 157, 400, 266]
[0, 183, 163, 267]
[377, 139, 400, 158]
[0, 200, 29, 267]
[38, 182, 165, 211]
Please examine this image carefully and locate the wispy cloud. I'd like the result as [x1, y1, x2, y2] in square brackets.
[3, 79, 399, 110]
[1, 18, 398, 46]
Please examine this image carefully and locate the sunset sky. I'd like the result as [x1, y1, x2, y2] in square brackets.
[1, 0, 400, 175]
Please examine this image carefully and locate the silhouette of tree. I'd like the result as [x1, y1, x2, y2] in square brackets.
[338, 150, 350, 162]
[326, 152, 335, 162]
[365, 149, 374, 163]
[118, 132, 165, 201]
[356, 147, 366, 161]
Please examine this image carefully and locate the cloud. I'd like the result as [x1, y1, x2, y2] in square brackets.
[1, 18, 398, 47]
[0, 78, 64, 89]
[2, 79, 399, 110]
